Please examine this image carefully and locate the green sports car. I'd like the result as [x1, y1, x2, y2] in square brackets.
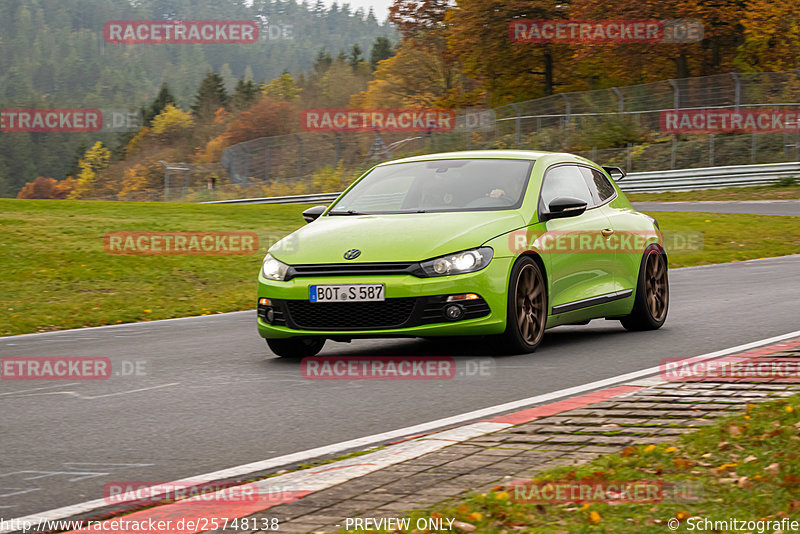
[257, 150, 668, 358]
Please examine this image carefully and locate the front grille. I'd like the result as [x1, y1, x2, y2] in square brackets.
[283, 298, 417, 330]
[266, 294, 492, 331]
[286, 262, 421, 280]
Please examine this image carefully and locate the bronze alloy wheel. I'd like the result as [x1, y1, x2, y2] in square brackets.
[620, 245, 669, 332]
[515, 263, 547, 346]
[644, 251, 668, 322]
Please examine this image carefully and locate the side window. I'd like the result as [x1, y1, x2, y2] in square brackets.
[540, 165, 594, 209]
[580, 166, 617, 204]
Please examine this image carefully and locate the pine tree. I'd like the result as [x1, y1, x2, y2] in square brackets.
[369, 36, 394, 70]
[348, 43, 364, 70]
[191, 71, 230, 119]
[142, 83, 177, 126]
[232, 77, 260, 110]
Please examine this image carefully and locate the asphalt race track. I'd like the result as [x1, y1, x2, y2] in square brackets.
[1, 254, 799, 518]
[632, 200, 800, 216]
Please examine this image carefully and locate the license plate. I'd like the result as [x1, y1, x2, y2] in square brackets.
[310, 284, 385, 303]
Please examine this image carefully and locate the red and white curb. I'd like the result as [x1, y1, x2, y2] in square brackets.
[3, 330, 798, 534]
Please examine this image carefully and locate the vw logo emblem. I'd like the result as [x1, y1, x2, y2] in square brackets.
[343, 249, 361, 260]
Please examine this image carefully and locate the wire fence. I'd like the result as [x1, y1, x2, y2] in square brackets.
[90, 70, 800, 202]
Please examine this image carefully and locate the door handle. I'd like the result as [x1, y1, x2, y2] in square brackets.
[601, 229, 614, 237]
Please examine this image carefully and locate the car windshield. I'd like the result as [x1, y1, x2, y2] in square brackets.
[328, 158, 534, 214]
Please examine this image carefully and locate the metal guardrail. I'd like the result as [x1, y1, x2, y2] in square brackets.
[204, 162, 800, 204]
[207, 192, 342, 205]
[619, 162, 800, 193]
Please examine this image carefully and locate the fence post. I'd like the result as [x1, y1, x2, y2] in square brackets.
[158, 161, 168, 201]
[264, 140, 270, 182]
[751, 133, 757, 163]
[709, 134, 715, 167]
[592, 146, 597, 161]
[731, 73, 741, 109]
[295, 134, 303, 179]
[510, 103, 521, 148]
[668, 79, 680, 109]
[184, 163, 190, 200]
[671, 136, 677, 169]
[611, 87, 624, 113]
[626, 142, 632, 173]
[560, 93, 571, 126]
[668, 79, 679, 170]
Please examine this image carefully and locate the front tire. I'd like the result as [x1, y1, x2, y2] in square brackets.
[620, 245, 669, 331]
[267, 337, 326, 358]
[498, 256, 548, 353]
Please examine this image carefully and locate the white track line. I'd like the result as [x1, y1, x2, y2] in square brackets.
[4, 329, 798, 533]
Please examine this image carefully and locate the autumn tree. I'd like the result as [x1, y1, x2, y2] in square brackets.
[444, 0, 577, 103]
[17, 176, 75, 199]
[199, 96, 298, 162]
[569, 0, 744, 83]
[736, 0, 800, 71]
[150, 104, 195, 142]
[68, 142, 112, 199]
[262, 72, 302, 103]
[352, 0, 480, 107]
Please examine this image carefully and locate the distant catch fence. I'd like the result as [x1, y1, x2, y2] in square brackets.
[88, 70, 800, 202]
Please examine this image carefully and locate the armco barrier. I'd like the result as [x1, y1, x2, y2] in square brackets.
[204, 162, 800, 204]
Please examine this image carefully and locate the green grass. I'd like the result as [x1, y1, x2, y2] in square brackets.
[0, 199, 306, 336]
[340, 394, 800, 533]
[627, 183, 800, 202]
[642, 211, 800, 269]
[1, 199, 798, 336]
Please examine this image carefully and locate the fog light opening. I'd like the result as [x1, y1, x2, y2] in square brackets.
[446, 293, 479, 302]
[444, 304, 465, 321]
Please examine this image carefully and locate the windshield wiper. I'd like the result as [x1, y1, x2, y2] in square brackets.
[327, 209, 365, 216]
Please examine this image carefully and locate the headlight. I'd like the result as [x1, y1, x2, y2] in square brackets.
[261, 254, 289, 281]
[419, 247, 493, 277]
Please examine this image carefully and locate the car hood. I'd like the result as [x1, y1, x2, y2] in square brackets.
[269, 211, 526, 264]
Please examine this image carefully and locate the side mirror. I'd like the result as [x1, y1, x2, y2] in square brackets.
[542, 196, 588, 221]
[603, 166, 626, 181]
[302, 205, 327, 223]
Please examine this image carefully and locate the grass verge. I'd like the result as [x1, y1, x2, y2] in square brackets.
[1, 199, 798, 336]
[344, 393, 800, 533]
[0, 199, 304, 336]
[627, 183, 800, 202]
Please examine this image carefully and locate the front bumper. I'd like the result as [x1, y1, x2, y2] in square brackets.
[257, 257, 513, 339]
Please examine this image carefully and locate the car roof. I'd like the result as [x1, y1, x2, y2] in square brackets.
[380, 149, 595, 166]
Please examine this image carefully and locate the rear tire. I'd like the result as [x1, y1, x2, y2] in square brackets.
[620, 245, 669, 331]
[266, 337, 326, 358]
[498, 256, 548, 354]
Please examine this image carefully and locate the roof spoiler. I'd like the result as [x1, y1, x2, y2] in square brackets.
[603, 166, 626, 181]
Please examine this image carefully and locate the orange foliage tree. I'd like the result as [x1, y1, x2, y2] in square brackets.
[17, 176, 76, 199]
